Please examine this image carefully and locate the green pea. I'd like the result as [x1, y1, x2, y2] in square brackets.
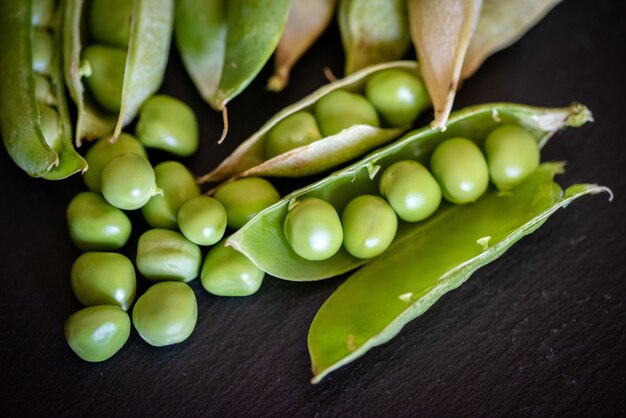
[135, 95, 199, 157]
[365, 69, 429, 127]
[83, 133, 148, 192]
[341, 195, 397, 259]
[430, 137, 489, 204]
[32, 29, 53, 75]
[484, 125, 540, 191]
[314, 90, 380, 137]
[101, 153, 160, 210]
[82, 45, 126, 113]
[65, 305, 130, 362]
[201, 242, 264, 297]
[136, 229, 201, 282]
[32, 0, 55, 27]
[132, 281, 197, 347]
[89, 0, 133, 49]
[66, 191, 132, 251]
[34, 74, 55, 105]
[264, 111, 322, 159]
[214, 177, 281, 229]
[177, 196, 227, 246]
[141, 161, 199, 229]
[379, 160, 442, 222]
[283, 197, 343, 261]
[71, 252, 136, 311]
[39, 104, 61, 152]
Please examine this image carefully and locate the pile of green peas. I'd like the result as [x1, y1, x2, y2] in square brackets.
[283, 124, 541, 261]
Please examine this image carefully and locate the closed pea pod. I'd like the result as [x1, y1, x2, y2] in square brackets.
[214, 177, 280, 230]
[136, 229, 202, 282]
[201, 242, 264, 297]
[177, 196, 227, 246]
[101, 153, 160, 210]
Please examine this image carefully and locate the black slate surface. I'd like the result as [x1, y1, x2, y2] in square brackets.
[1, 0, 625, 416]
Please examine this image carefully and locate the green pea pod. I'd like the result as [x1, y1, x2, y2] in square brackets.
[63, 0, 173, 145]
[198, 61, 419, 184]
[226, 102, 592, 281]
[339, 0, 410, 75]
[175, 0, 290, 112]
[0, 0, 87, 179]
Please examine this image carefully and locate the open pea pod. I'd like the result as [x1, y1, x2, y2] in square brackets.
[0, 0, 87, 179]
[198, 61, 419, 184]
[63, 0, 174, 145]
[226, 102, 592, 281]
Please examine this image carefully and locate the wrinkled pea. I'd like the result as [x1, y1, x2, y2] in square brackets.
[82, 45, 127, 113]
[201, 242, 264, 297]
[214, 177, 281, 230]
[314, 90, 380, 137]
[341, 195, 397, 259]
[264, 110, 322, 159]
[177, 196, 227, 246]
[132, 281, 197, 347]
[89, 0, 133, 49]
[101, 153, 160, 210]
[32, 29, 53, 75]
[136, 229, 201, 282]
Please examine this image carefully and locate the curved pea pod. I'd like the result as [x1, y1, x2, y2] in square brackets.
[308, 166, 610, 382]
[226, 102, 593, 281]
[198, 61, 419, 184]
[0, 1, 87, 179]
[339, 0, 410, 75]
[63, 0, 174, 145]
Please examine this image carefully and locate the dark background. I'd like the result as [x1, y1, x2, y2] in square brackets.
[1, 0, 625, 416]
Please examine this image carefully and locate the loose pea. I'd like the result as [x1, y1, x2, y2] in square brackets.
[136, 229, 201, 282]
[64, 305, 130, 362]
[484, 125, 540, 191]
[365, 69, 430, 127]
[101, 153, 160, 210]
[83, 133, 148, 192]
[177, 196, 227, 246]
[264, 111, 322, 159]
[214, 177, 281, 230]
[82, 45, 126, 113]
[341, 195, 397, 259]
[71, 252, 136, 311]
[66, 191, 132, 251]
[314, 90, 380, 137]
[430, 137, 489, 204]
[132, 281, 197, 347]
[283, 197, 343, 261]
[379, 160, 442, 222]
[135, 95, 199, 157]
[201, 242, 264, 297]
[32, 29, 53, 75]
[39, 104, 61, 152]
[141, 161, 199, 229]
[32, 0, 55, 27]
[89, 0, 133, 49]
[34, 74, 55, 105]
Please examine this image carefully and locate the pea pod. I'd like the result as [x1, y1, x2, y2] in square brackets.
[226, 102, 592, 281]
[198, 61, 420, 183]
[0, 0, 87, 179]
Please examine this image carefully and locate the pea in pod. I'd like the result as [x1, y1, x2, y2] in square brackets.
[198, 61, 421, 183]
[226, 102, 593, 281]
[0, 0, 87, 179]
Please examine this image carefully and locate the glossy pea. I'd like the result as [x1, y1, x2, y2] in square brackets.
[132, 281, 198, 347]
[89, 0, 133, 49]
[65, 305, 131, 362]
[177, 196, 227, 246]
[101, 153, 160, 210]
[365, 69, 429, 127]
[136, 229, 201, 282]
[214, 177, 281, 230]
[82, 45, 126, 113]
[341, 195, 397, 259]
[71, 252, 136, 311]
[284, 197, 343, 261]
[264, 111, 322, 159]
[66, 191, 132, 251]
[32, 29, 53, 75]
[39, 104, 61, 152]
[32, 0, 55, 27]
[201, 242, 264, 297]
[314, 90, 380, 137]
[430, 137, 489, 204]
[484, 125, 540, 191]
[34, 74, 55, 105]
[141, 161, 199, 229]
[135, 95, 199, 157]
[379, 160, 442, 222]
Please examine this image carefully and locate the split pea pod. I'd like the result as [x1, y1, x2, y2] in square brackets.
[0, 0, 87, 179]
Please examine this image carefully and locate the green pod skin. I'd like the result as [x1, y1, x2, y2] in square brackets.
[71, 252, 136, 311]
[141, 161, 200, 229]
[132, 281, 198, 347]
[65, 305, 131, 362]
[314, 90, 380, 137]
[177, 196, 227, 246]
[430, 137, 489, 204]
[214, 177, 281, 230]
[89, 0, 133, 49]
[264, 111, 322, 159]
[67, 192, 132, 251]
[484, 124, 541, 191]
[82, 45, 127, 113]
[101, 153, 160, 210]
[201, 242, 264, 297]
[136, 229, 202, 282]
